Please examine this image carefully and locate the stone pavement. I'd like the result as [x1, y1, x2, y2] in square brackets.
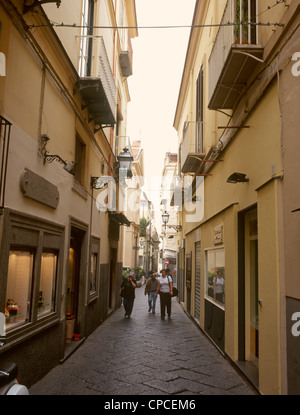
[30, 285, 256, 395]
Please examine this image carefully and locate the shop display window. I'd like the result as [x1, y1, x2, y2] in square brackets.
[206, 248, 225, 308]
[37, 252, 58, 317]
[5, 250, 34, 330]
[89, 252, 97, 296]
[0, 212, 64, 341]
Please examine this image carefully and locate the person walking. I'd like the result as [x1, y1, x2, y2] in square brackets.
[119, 271, 137, 318]
[144, 271, 159, 313]
[156, 269, 173, 320]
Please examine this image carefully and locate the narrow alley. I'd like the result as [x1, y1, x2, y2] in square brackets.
[29, 286, 256, 396]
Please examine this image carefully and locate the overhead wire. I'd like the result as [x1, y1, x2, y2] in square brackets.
[27, 20, 285, 30]
[257, 0, 287, 17]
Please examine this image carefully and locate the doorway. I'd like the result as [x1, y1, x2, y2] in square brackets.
[109, 248, 117, 310]
[245, 209, 259, 366]
[186, 252, 192, 315]
[238, 207, 259, 386]
[65, 226, 86, 344]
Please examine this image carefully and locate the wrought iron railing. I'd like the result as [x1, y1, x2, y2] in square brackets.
[180, 122, 203, 170]
[77, 35, 116, 116]
[208, 0, 259, 104]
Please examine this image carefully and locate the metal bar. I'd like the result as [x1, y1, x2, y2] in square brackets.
[217, 125, 250, 129]
[201, 159, 224, 162]
[0, 116, 12, 210]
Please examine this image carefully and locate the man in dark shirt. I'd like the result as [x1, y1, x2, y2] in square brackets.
[119, 272, 137, 317]
[145, 271, 159, 313]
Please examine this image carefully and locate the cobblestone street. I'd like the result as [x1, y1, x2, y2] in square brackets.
[30, 286, 256, 396]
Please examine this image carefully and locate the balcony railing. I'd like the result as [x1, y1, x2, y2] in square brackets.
[208, 0, 264, 110]
[74, 36, 116, 130]
[180, 122, 205, 174]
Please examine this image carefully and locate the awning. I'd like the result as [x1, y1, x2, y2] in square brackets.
[109, 211, 131, 227]
[208, 45, 264, 110]
[74, 78, 116, 130]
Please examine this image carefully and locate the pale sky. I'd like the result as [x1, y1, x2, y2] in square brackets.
[127, 0, 196, 214]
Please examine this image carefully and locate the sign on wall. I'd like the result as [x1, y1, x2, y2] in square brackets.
[213, 224, 223, 245]
[0, 52, 5, 76]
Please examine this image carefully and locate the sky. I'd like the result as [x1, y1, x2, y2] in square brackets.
[127, 0, 196, 213]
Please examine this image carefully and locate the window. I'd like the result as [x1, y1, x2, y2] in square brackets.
[79, 0, 95, 76]
[5, 250, 34, 329]
[89, 237, 100, 299]
[206, 248, 225, 307]
[196, 66, 204, 153]
[38, 252, 58, 317]
[89, 252, 97, 296]
[186, 252, 192, 290]
[0, 212, 64, 337]
[120, 2, 125, 48]
[74, 135, 86, 185]
[234, 0, 257, 44]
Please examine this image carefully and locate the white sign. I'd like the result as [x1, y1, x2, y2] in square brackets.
[0, 52, 6, 76]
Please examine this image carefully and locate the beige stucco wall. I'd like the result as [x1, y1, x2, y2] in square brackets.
[203, 81, 282, 220]
[257, 180, 282, 394]
[182, 79, 282, 393]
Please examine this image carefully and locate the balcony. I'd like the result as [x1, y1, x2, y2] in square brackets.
[208, 0, 264, 110]
[119, 51, 132, 77]
[120, 34, 133, 78]
[180, 122, 205, 174]
[74, 37, 116, 130]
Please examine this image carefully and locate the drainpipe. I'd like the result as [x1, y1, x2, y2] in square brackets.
[109, 0, 118, 172]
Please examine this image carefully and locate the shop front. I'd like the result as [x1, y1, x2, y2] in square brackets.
[0, 209, 65, 385]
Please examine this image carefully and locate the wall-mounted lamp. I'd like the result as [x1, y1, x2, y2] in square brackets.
[91, 147, 133, 188]
[168, 225, 182, 232]
[91, 176, 116, 189]
[226, 172, 249, 184]
[40, 134, 76, 175]
[114, 147, 133, 181]
[161, 211, 182, 232]
[162, 211, 170, 229]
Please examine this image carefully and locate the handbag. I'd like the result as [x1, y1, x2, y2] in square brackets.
[172, 287, 178, 297]
[168, 276, 178, 297]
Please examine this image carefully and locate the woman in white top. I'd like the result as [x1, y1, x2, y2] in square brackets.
[156, 269, 173, 319]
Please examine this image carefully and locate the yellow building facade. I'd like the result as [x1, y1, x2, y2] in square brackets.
[0, 0, 138, 387]
[174, 0, 300, 394]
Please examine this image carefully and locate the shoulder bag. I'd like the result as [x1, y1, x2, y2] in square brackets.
[168, 276, 178, 297]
